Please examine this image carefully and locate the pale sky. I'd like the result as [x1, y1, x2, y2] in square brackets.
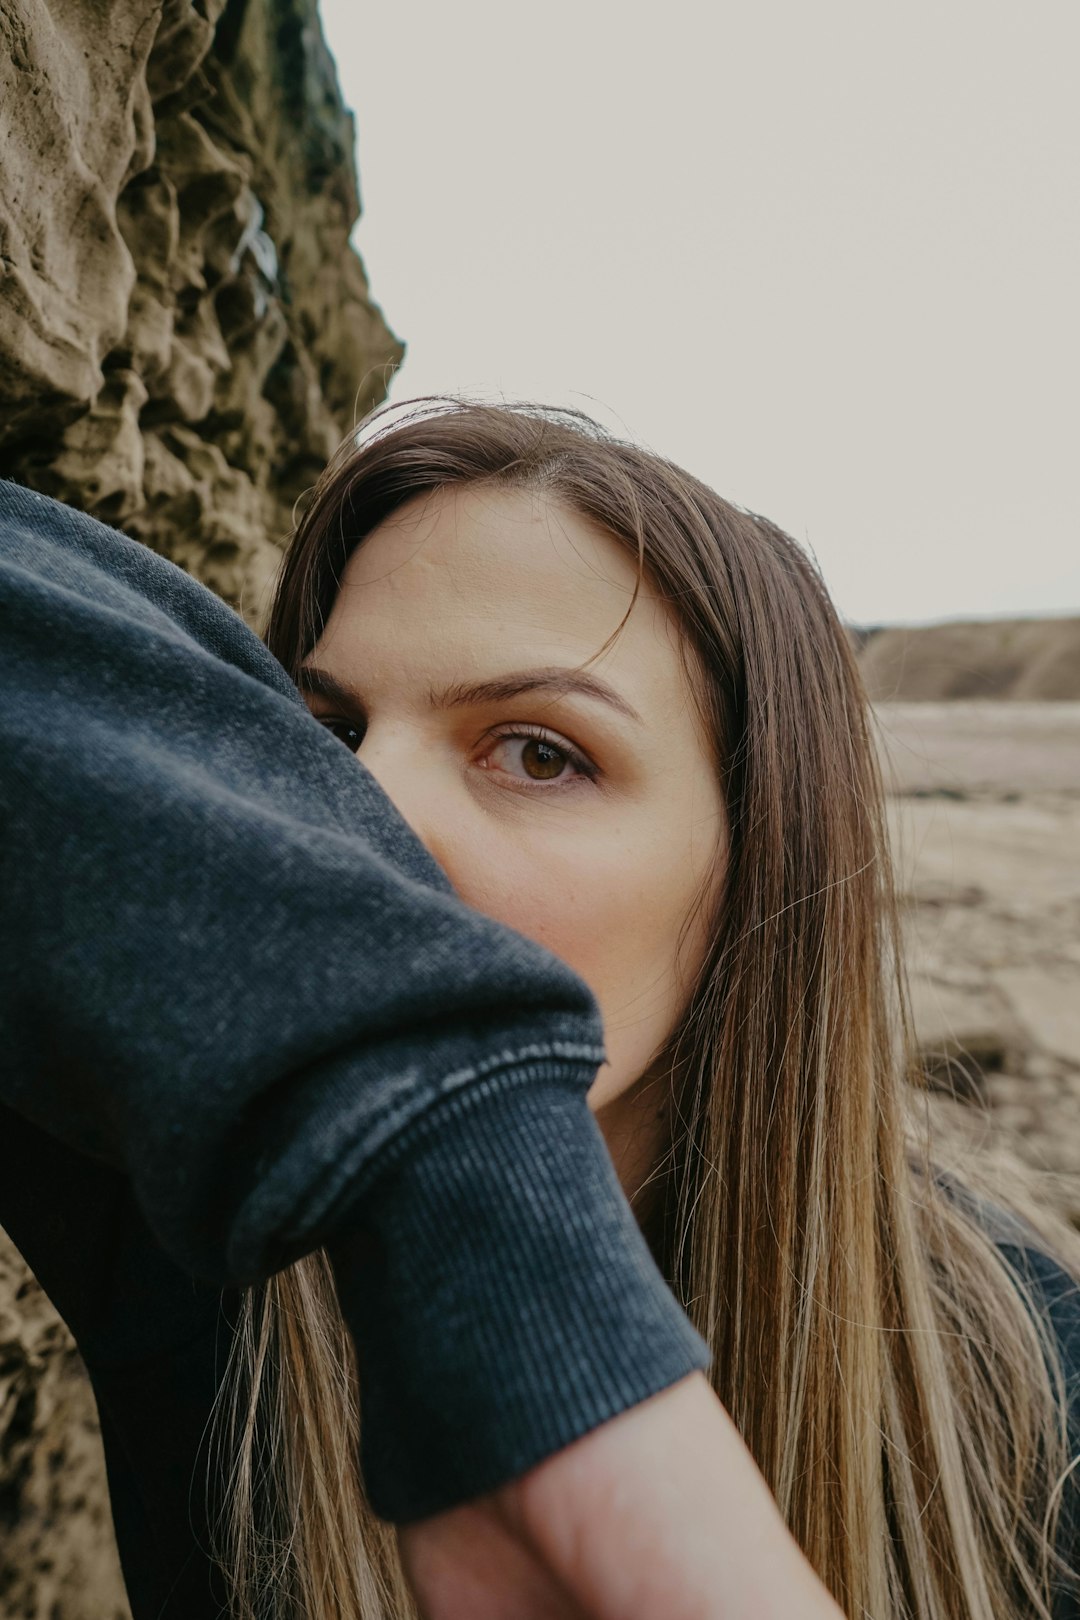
[320, 0, 1078, 627]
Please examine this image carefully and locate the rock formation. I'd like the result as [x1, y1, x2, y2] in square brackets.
[0, 1, 400, 1612]
[0, 0, 402, 626]
[0, 1244, 129, 1618]
[857, 616, 1080, 702]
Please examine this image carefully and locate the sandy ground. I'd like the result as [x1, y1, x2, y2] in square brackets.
[876, 703, 1080, 1222]
[875, 702, 1080, 796]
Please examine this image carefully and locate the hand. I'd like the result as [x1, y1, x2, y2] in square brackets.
[397, 1370, 844, 1620]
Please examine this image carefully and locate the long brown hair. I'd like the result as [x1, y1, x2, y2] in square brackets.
[210, 396, 1080, 1618]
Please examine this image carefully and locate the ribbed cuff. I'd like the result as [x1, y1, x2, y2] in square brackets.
[327, 1062, 712, 1524]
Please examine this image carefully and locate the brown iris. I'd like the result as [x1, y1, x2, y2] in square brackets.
[522, 738, 567, 779]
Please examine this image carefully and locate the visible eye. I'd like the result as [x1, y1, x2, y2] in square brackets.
[313, 712, 599, 793]
[320, 718, 365, 753]
[479, 724, 598, 791]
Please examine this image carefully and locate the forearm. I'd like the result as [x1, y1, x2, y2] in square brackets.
[400, 1372, 844, 1620]
[510, 1372, 844, 1620]
[0, 478, 608, 1280]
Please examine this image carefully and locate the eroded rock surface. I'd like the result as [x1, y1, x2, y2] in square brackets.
[0, 0, 403, 627]
[0, 1246, 129, 1618]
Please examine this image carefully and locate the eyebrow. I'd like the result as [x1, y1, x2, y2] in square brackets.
[296, 662, 644, 726]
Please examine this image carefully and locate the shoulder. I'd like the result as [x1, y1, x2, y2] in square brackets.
[1001, 1244, 1080, 1620]
[1000, 1242, 1080, 1359]
[935, 1171, 1080, 1369]
[936, 1172, 1080, 1615]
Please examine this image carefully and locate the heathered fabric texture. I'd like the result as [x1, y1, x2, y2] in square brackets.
[0, 480, 712, 1545]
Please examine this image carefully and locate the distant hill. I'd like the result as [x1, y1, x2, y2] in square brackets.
[854, 616, 1080, 701]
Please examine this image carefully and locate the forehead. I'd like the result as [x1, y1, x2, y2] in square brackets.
[330, 482, 697, 698]
[341, 482, 631, 599]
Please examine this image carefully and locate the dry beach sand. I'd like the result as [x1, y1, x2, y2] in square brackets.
[878, 703, 1080, 1222]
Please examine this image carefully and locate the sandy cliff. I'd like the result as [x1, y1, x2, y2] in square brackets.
[858, 616, 1080, 701]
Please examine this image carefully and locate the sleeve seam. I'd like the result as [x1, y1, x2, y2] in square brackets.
[283, 1048, 606, 1245]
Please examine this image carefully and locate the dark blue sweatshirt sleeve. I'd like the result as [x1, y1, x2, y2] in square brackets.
[0, 479, 711, 1524]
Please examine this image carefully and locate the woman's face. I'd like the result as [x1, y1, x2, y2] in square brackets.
[300, 483, 727, 1206]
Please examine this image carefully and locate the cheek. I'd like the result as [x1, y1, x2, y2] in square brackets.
[458, 836, 639, 981]
[448, 820, 713, 1099]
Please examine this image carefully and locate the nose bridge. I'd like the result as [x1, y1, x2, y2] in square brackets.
[356, 722, 449, 872]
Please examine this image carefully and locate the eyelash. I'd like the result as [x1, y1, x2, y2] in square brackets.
[317, 717, 598, 793]
[483, 723, 599, 791]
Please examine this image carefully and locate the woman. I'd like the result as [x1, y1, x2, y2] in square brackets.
[239, 396, 1080, 1619]
[0, 431, 834, 1620]
[2, 396, 1078, 1619]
